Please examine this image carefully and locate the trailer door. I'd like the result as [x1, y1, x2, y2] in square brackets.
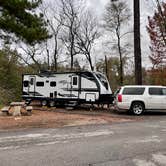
[28, 76, 36, 95]
[71, 76, 79, 98]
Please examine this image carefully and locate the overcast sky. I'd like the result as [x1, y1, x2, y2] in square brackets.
[46, 0, 158, 68]
[86, 0, 157, 68]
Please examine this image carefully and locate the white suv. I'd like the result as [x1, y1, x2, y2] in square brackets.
[115, 85, 166, 115]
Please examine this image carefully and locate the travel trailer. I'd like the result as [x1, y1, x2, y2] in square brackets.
[22, 71, 113, 106]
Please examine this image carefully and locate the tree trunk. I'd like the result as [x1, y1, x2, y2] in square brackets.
[134, 0, 142, 85]
[87, 53, 94, 71]
[46, 48, 50, 70]
[53, 36, 58, 72]
[105, 55, 109, 79]
[70, 47, 74, 71]
[116, 29, 123, 85]
[70, 22, 75, 71]
[30, 53, 41, 71]
[53, 51, 57, 72]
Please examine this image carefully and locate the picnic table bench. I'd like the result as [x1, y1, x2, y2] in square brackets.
[1, 102, 33, 116]
[1, 106, 10, 115]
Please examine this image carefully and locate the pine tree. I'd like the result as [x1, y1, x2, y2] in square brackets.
[0, 0, 49, 45]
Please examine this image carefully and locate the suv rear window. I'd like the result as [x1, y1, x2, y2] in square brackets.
[122, 87, 145, 95]
[149, 88, 163, 95]
[163, 88, 166, 95]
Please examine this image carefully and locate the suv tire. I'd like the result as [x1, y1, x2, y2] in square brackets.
[130, 102, 144, 115]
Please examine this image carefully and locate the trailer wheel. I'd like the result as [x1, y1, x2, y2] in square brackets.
[41, 100, 47, 106]
[49, 101, 55, 107]
[25, 100, 31, 105]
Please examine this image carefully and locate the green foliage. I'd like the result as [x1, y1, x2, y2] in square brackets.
[96, 57, 121, 91]
[0, 0, 49, 45]
[0, 48, 23, 105]
[96, 57, 135, 91]
[146, 68, 166, 86]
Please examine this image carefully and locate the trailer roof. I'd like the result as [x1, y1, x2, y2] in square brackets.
[23, 70, 95, 76]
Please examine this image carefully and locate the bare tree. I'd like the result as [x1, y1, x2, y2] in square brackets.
[59, 0, 82, 71]
[41, 0, 99, 71]
[18, 43, 44, 71]
[75, 11, 100, 71]
[103, 0, 131, 85]
[41, 3, 63, 71]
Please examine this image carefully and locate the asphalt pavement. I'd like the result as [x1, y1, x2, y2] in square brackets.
[0, 113, 166, 166]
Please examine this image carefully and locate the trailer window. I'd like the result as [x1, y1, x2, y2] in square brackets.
[81, 72, 95, 81]
[30, 78, 34, 85]
[50, 81, 56, 87]
[23, 81, 29, 87]
[73, 77, 78, 85]
[36, 82, 44, 87]
[96, 73, 108, 90]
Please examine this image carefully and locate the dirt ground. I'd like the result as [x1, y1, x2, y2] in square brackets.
[0, 107, 137, 130]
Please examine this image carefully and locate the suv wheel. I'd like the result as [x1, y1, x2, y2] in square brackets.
[131, 102, 144, 115]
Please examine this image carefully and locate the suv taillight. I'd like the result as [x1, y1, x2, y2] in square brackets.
[118, 94, 122, 102]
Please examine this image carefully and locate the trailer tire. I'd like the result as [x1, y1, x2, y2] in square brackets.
[25, 100, 31, 105]
[49, 101, 55, 107]
[41, 100, 47, 106]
